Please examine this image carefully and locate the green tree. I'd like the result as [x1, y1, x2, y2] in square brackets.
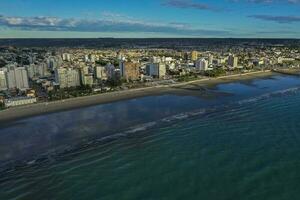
[0, 102, 4, 110]
[205, 68, 226, 77]
[107, 77, 123, 87]
[96, 60, 108, 66]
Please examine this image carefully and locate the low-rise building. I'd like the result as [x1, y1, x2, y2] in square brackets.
[4, 97, 37, 108]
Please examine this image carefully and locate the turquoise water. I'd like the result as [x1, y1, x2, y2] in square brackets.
[1, 75, 300, 199]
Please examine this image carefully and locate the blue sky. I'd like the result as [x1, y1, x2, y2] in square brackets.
[0, 0, 300, 38]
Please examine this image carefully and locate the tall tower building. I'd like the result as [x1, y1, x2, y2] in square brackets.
[95, 66, 107, 80]
[15, 67, 29, 90]
[119, 61, 140, 81]
[196, 58, 208, 71]
[0, 69, 8, 91]
[105, 64, 116, 80]
[191, 51, 198, 61]
[228, 54, 238, 68]
[208, 54, 214, 65]
[146, 63, 166, 78]
[6, 70, 17, 89]
[5, 65, 29, 90]
[55, 68, 80, 88]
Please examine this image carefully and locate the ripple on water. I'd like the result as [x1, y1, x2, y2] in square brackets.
[2, 83, 300, 199]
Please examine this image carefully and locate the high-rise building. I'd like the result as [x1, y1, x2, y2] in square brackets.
[84, 55, 89, 63]
[89, 54, 96, 63]
[55, 68, 81, 88]
[47, 57, 60, 70]
[119, 61, 140, 81]
[0, 69, 7, 91]
[15, 67, 30, 90]
[79, 65, 94, 86]
[228, 54, 238, 68]
[105, 64, 115, 80]
[196, 59, 209, 71]
[5, 65, 29, 90]
[191, 51, 198, 61]
[95, 66, 107, 80]
[28, 55, 36, 64]
[62, 53, 72, 62]
[41, 63, 51, 77]
[55, 68, 67, 88]
[81, 74, 94, 86]
[183, 52, 189, 60]
[26, 63, 50, 79]
[26, 64, 35, 79]
[208, 54, 214, 65]
[81, 66, 89, 75]
[146, 63, 166, 78]
[6, 70, 16, 89]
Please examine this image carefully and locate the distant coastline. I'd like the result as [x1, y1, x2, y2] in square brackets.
[0, 70, 274, 123]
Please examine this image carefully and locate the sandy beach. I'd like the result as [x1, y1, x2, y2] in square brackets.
[0, 70, 274, 123]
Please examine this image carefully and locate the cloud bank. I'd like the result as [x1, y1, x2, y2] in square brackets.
[233, 0, 300, 4]
[0, 14, 229, 36]
[161, 0, 221, 11]
[249, 15, 300, 23]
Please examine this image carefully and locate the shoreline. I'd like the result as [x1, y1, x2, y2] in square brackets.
[0, 70, 274, 123]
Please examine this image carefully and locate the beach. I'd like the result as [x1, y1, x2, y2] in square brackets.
[0, 70, 273, 123]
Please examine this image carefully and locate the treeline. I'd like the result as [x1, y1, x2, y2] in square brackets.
[205, 68, 226, 77]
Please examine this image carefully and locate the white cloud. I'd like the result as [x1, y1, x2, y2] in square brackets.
[0, 14, 230, 36]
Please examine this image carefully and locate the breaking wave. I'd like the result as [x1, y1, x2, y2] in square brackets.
[125, 122, 157, 134]
[238, 86, 300, 105]
[2, 86, 300, 174]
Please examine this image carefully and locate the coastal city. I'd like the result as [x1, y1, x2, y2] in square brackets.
[2, 0, 300, 198]
[0, 44, 300, 109]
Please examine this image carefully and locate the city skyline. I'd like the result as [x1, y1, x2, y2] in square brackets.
[0, 0, 300, 38]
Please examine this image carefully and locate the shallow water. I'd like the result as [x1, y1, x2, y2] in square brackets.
[1, 75, 300, 199]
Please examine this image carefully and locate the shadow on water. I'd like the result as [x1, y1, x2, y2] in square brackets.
[1, 75, 300, 174]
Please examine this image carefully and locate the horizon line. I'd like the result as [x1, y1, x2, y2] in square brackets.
[0, 37, 300, 40]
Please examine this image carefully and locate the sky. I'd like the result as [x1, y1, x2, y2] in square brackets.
[0, 0, 300, 38]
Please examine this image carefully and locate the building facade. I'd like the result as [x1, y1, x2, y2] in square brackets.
[55, 68, 81, 88]
[4, 97, 37, 108]
[95, 66, 107, 80]
[228, 55, 238, 68]
[0, 69, 7, 91]
[5, 66, 29, 90]
[196, 59, 209, 71]
[191, 51, 198, 61]
[119, 61, 140, 81]
[146, 63, 166, 78]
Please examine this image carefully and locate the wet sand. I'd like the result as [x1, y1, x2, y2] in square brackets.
[0, 70, 274, 123]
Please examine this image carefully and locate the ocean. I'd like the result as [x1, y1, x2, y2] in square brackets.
[1, 74, 300, 199]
